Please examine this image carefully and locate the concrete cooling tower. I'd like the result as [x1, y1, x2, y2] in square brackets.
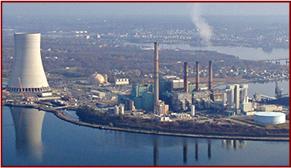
[8, 33, 50, 92]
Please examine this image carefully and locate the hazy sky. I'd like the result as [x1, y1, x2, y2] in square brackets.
[3, 3, 289, 17]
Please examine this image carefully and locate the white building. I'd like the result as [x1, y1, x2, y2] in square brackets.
[114, 104, 125, 115]
[114, 78, 129, 85]
[240, 84, 249, 103]
[234, 84, 240, 111]
[225, 85, 235, 107]
[225, 84, 249, 114]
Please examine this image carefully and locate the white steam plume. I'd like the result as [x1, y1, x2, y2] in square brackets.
[190, 4, 213, 46]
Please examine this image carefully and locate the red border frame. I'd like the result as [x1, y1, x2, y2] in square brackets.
[0, 1, 290, 168]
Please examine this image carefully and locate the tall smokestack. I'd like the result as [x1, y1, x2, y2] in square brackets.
[183, 62, 188, 93]
[195, 61, 200, 91]
[208, 60, 213, 90]
[154, 42, 159, 114]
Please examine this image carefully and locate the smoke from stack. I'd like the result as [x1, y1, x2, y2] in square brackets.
[154, 42, 159, 114]
[183, 62, 188, 93]
[195, 61, 200, 91]
[191, 4, 213, 46]
[208, 60, 213, 90]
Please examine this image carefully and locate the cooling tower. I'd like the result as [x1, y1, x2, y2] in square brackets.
[8, 33, 50, 92]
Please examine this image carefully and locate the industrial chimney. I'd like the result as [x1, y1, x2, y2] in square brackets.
[154, 42, 159, 114]
[208, 60, 213, 90]
[183, 62, 188, 93]
[8, 33, 50, 92]
[195, 61, 200, 91]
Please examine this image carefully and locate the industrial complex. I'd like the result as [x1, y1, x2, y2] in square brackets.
[2, 32, 289, 139]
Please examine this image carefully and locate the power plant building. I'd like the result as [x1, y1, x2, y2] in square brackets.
[225, 84, 249, 114]
[234, 84, 240, 112]
[8, 33, 50, 92]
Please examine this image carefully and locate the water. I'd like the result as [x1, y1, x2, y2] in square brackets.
[3, 105, 289, 166]
[248, 80, 289, 97]
[215, 80, 289, 98]
[124, 42, 288, 61]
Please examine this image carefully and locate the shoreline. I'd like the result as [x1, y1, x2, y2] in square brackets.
[5, 104, 289, 142]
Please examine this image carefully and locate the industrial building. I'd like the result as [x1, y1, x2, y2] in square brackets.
[225, 84, 250, 114]
[114, 41, 260, 117]
[114, 104, 125, 115]
[90, 72, 108, 86]
[114, 78, 129, 85]
[256, 104, 283, 112]
[118, 83, 153, 112]
[8, 33, 50, 92]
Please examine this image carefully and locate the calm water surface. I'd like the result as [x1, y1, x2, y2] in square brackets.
[3, 104, 289, 166]
[124, 43, 288, 61]
[248, 80, 289, 97]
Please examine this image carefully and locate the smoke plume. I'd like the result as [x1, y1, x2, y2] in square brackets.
[190, 4, 213, 46]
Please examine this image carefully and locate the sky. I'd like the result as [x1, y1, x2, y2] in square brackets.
[3, 3, 289, 17]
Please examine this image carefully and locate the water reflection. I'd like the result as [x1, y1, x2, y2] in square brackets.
[195, 140, 199, 161]
[183, 140, 187, 164]
[3, 106, 288, 166]
[153, 137, 159, 166]
[10, 107, 45, 163]
[152, 137, 246, 166]
[207, 140, 211, 160]
[221, 140, 247, 150]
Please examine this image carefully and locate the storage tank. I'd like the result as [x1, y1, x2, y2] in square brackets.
[8, 33, 50, 92]
[90, 73, 106, 85]
[191, 105, 195, 116]
[254, 112, 286, 125]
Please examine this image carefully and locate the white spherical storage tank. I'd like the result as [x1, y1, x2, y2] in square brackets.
[8, 33, 50, 92]
[254, 112, 286, 125]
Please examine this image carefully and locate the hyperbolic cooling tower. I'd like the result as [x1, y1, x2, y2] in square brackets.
[8, 33, 50, 92]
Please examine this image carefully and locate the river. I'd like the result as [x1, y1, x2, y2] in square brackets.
[124, 43, 288, 61]
[248, 80, 289, 97]
[2, 80, 289, 167]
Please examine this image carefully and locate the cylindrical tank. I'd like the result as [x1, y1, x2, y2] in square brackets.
[114, 105, 119, 115]
[191, 105, 196, 116]
[8, 33, 49, 92]
[254, 112, 286, 125]
[119, 104, 125, 115]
